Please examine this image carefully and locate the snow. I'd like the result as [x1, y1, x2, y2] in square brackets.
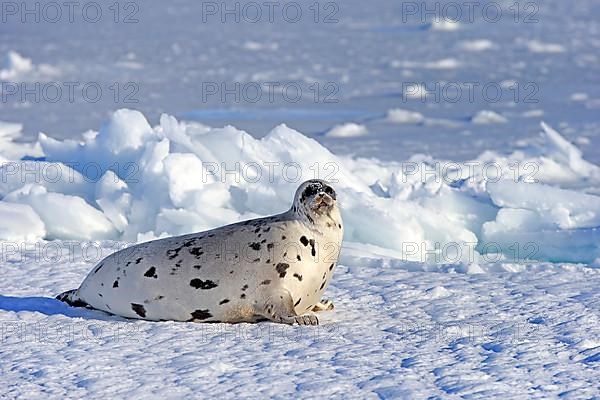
[0, 51, 33, 80]
[430, 20, 460, 31]
[0, 202, 45, 242]
[386, 109, 425, 125]
[0, 121, 42, 161]
[325, 122, 368, 138]
[0, 50, 60, 81]
[471, 110, 508, 125]
[458, 39, 496, 52]
[525, 40, 567, 54]
[1, 248, 599, 398]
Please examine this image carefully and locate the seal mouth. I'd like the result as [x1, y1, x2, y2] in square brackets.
[311, 193, 334, 212]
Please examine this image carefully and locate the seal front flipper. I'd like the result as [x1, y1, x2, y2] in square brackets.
[311, 299, 334, 312]
[258, 288, 319, 326]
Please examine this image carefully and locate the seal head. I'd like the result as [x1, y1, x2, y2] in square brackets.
[293, 179, 339, 224]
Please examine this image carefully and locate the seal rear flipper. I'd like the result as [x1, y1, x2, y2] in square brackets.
[56, 289, 90, 308]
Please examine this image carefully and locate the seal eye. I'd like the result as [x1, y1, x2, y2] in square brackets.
[324, 186, 336, 200]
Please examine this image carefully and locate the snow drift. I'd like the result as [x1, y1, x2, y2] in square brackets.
[1, 109, 599, 264]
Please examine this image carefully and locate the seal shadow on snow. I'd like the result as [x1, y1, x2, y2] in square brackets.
[0, 295, 129, 322]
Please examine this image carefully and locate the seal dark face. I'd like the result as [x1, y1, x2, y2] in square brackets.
[293, 179, 339, 222]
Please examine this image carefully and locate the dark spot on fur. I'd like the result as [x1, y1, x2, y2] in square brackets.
[293, 273, 303, 281]
[300, 236, 309, 246]
[267, 243, 274, 250]
[193, 265, 202, 270]
[126, 261, 132, 267]
[276, 263, 289, 278]
[240, 293, 246, 299]
[260, 239, 266, 244]
[190, 279, 218, 290]
[320, 281, 326, 290]
[131, 303, 146, 318]
[263, 227, 270, 232]
[338, 224, 342, 229]
[294, 298, 302, 307]
[113, 280, 119, 288]
[189, 247, 204, 257]
[253, 258, 260, 263]
[309, 239, 316, 257]
[282, 235, 287, 240]
[297, 255, 301, 261]
[254, 227, 260, 233]
[241, 284, 249, 291]
[98, 293, 103, 297]
[266, 259, 271, 263]
[230, 270, 234, 274]
[144, 266, 157, 278]
[190, 309, 212, 320]
[208, 234, 215, 237]
[219, 299, 230, 305]
[93, 263, 103, 274]
[261, 279, 271, 285]
[135, 257, 143, 264]
[249, 242, 261, 251]
[166, 248, 180, 260]
[183, 238, 196, 247]
[329, 263, 334, 271]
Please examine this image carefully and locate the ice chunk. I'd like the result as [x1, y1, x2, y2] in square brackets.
[163, 153, 213, 208]
[487, 180, 600, 229]
[0, 201, 45, 241]
[472, 110, 508, 125]
[459, 39, 495, 52]
[0, 51, 33, 80]
[3, 185, 117, 240]
[325, 123, 368, 138]
[3, 110, 599, 265]
[386, 109, 425, 125]
[526, 40, 565, 53]
[0, 121, 42, 160]
[95, 171, 131, 233]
